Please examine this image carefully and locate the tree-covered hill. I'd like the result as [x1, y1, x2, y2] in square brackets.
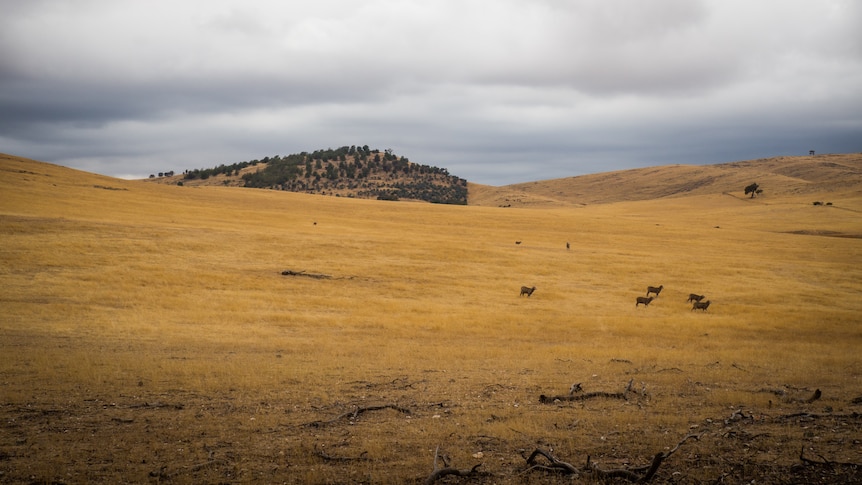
[168, 145, 467, 205]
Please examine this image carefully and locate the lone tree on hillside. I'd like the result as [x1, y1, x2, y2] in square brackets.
[744, 182, 760, 198]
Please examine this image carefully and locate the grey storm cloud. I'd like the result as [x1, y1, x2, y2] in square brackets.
[1, 0, 860, 184]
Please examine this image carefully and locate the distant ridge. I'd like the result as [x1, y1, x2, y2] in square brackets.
[468, 153, 862, 207]
[4, 151, 860, 209]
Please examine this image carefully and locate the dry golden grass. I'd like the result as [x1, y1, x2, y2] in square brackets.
[470, 153, 862, 207]
[2, 152, 862, 484]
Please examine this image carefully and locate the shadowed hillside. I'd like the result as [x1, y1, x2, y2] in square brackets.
[469, 153, 862, 207]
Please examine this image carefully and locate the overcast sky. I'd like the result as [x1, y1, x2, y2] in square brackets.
[1, 0, 860, 185]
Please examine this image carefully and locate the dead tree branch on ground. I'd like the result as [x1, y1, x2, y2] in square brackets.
[540, 379, 634, 403]
[726, 409, 755, 423]
[587, 453, 664, 482]
[799, 446, 862, 468]
[805, 389, 822, 403]
[314, 445, 369, 462]
[305, 404, 411, 427]
[524, 448, 579, 475]
[423, 445, 483, 485]
[775, 411, 861, 421]
[524, 432, 703, 482]
[281, 269, 332, 279]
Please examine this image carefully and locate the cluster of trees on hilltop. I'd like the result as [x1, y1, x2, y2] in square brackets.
[183, 160, 261, 180]
[231, 145, 466, 204]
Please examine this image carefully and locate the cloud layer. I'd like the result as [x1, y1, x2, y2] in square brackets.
[2, 0, 860, 185]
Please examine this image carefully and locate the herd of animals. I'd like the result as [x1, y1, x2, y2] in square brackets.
[520, 283, 711, 312]
[635, 285, 711, 311]
[516, 241, 711, 311]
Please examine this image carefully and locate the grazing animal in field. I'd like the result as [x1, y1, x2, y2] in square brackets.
[687, 293, 705, 303]
[636, 296, 654, 307]
[691, 300, 711, 311]
[520, 286, 536, 297]
[566, 242, 570, 250]
[646, 285, 664, 297]
[515, 241, 522, 245]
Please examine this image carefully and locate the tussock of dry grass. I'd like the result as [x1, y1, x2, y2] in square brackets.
[2, 153, 862, 483]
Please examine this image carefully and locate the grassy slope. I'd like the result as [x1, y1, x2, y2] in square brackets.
[469, 153, 862, 207]
[2, 152, 862, 483]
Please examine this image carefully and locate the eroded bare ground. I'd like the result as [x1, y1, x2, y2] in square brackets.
[2, 377, 861, 485]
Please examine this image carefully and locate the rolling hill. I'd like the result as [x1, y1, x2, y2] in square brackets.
[4, 151, 862, 211]
[468, 153, 862, 207]
[146, 146, 468, 204]
[144, 148, 861, 208]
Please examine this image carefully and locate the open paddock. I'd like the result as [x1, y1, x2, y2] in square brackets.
[2, 155, 861, 483]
